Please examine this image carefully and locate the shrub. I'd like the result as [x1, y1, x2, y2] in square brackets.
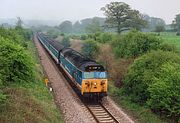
[123, 50, 180, 118]
[96, 32, 113, 43]
[81, 39, 99, 59]
[147, 62, 180, 118]
[176, 32, 180, 36]
[61, 36, 70, 47]
[80, 34, 87, 40]
[0, 37, 34, 84]
[0, 27, 31, 48]
[111, 30, 162, 58]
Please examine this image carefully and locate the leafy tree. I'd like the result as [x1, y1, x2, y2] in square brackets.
[101, 2, 147, 34]
[73, 21, 82, 33]
[172, 14, 180, 31]
[58, 20, 72, 33]
[143, 15, 166, 31]
[81, 39, 99, 59]
[15, 17, 23, 30]
[85, 19, 102, 33]
[154, 25, 165, 35]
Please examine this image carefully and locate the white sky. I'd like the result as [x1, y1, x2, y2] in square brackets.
[0, 0, 180, 24]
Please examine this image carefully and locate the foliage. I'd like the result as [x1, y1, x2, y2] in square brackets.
[143, 15, 166, 32]
[0, 37, 34, 84]
[81, 39, 99, 59]
[101, 2, 147, 34]
[80, 34, 88, 40]
[85, 18, 102, 33]
[123, 50, 180, 119]
[111, 30, 162, 58]
[155, 25, 165, 34]
[61, 36, 70, 47]
[96, 32, 113, 43]
[172, 13, 180, 31]
[46, 28, 60, 39]
[58, 20, 72, 33]
[176, 32, 180, 36]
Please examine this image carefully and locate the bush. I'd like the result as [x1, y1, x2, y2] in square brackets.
[147, 62, 180, 118]
[81, 39, 99, 59]
[96, 32, 113, 43]
[80, 35, 87, 40]
[0, 37, 34, 84]
[0, 27, 31, 48]
[61, 36, 70, 47]
[111, 30, 162, 58]
[176, 32, 180, 36]
[124, 50, 180, 118]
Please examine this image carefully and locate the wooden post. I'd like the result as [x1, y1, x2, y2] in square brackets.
[44, 78, 49, 86]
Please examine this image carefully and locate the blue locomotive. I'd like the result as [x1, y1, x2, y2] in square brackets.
[37, 32, 108, 98]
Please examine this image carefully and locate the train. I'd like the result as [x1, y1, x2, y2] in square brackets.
[36, 32, 108, 99]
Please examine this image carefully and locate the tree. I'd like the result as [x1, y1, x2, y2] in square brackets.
[101, 2, 147, 34]
[58, 20, 72, 33]
[73, 21, 81, 33]
[15, 17, 23, 29]
[143, 15, 166, 31]
[173, 14, 180, 31]
[154, 25, 165, 35]
[85, 18, 102, 33]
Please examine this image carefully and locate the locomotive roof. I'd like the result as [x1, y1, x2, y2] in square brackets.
[61, 48, 105, 71]
[40, 34, 64, 51]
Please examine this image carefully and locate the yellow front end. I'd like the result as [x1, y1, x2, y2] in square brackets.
[81, 79, 108, 95]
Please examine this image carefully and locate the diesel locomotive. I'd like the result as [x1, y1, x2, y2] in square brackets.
[37, 32, 108, 99]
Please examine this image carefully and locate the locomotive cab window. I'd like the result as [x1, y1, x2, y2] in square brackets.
[84, 72, 94, 79]
[83, 72, 107, 79]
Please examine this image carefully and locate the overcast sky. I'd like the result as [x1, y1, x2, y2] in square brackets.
[0, 0, 180, 24]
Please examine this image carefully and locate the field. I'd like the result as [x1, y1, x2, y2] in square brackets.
[160, 32, 180, 49]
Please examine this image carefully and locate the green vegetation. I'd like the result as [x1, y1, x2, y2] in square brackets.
[0, 37, 34, 84]
[61, 36, 70, 47]
[0, 27, 63, 123]
[81, 39, 99, 59]
[109, 84, 168, 123]
[112, 30, 163, 58]
[160, 32, 180, 49]
[101, 2, 147, 34]
[124, 51, 180, 119]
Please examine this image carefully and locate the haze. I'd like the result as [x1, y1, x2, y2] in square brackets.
[0, 0, 180, 24]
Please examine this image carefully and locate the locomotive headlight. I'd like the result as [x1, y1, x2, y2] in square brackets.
[94, 82, 97, 86]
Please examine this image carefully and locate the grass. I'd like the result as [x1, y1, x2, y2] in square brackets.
[160, 32, 180, 49]
[0, 40, 64, 123]
[108, 81, 171, 123]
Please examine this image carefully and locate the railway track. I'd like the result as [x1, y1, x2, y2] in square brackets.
[85, 102, 119, 123]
